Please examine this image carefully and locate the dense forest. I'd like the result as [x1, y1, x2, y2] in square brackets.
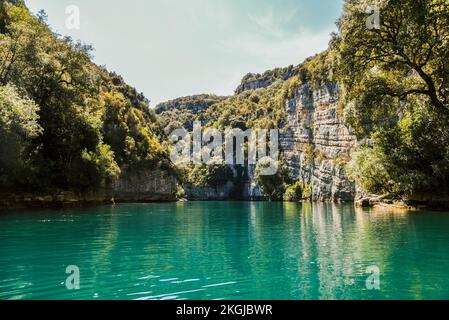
[0, 0, 172, 195]
[1, 0, 448, 204]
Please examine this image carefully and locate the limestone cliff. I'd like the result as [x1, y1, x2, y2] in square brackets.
[113, 168, 177, 202]
[0, 168, 177, 209]
[239, 81, 356, 201]
[155, 49, 360, 202]
[278, 82, 357, 201]
[155, 79, 358, 201]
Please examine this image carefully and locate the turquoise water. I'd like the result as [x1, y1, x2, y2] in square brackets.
[0, 202, 449, 300]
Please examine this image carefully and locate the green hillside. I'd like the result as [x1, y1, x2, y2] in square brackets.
[0, 1, 171, 194]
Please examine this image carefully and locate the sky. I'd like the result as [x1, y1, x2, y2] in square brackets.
[25, 0, 344, 106]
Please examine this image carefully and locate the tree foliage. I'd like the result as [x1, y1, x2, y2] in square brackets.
[100, 72, 169, 170]
[0, 2, 171, 193]
[283, 180, 312, 202]
[255, 158, 290, 200]
[0, 84, 41, 188]
[178, 163, 234, 189]
[337, 0, 449, 197]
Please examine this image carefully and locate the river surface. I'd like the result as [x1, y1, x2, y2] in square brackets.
[1, 202, 449, 300]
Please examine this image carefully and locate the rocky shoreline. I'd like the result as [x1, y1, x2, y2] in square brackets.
[0, 191, 179, 211]
[3, 192, 448, 212]
[0, 167, 179, 211]
[355, 194, 449, 211]
[0, 192, 110, 211]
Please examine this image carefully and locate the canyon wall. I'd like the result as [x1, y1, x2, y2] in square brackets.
[113, 168, 177, 202]
[278, 82, 357, 201]
[0, 168, 177, 209]
[241, 81, 357, 201]
[180, 80, 358, 201]
[155, 72, 359, 202]
[235, 67, 298, 94]
[183, 182, 235, 201]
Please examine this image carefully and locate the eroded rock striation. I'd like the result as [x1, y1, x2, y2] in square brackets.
[278, 82, 357, 201]
[157, 79, 358, 201]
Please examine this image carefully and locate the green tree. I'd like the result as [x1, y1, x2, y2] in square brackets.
[0, 2, 171, 193]
[101, 73, 169, 171]
[0, 84, 41, 189]
[179, 163, 233, 189]
[284, 180, 312, 202]
[255, 158, 290, 200]
[337, 0, 449, 197]
[337, 0, 449, 134]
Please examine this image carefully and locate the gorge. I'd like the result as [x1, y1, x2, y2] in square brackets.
[1, 0, 449, 209]
[1, 0, 449, 303]
[156, 75, 358, 202]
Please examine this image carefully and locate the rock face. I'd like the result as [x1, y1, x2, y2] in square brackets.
[0, 190, 113, 209]
[173, 80, 358, 202]
[113, 168, 177, 202]
[278, 82, 357, 201]
[0, 167, 177, 209]
[184, 181, 234, 200]
[235, 67, 298, 94]
[244, 81, 357, 201]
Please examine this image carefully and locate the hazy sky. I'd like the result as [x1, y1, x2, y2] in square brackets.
[25, 0, 343, 106]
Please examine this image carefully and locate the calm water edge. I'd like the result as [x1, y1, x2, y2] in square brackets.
[0, 202, 449, 300]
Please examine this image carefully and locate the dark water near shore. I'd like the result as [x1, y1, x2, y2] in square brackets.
[1, 202, 449, 300]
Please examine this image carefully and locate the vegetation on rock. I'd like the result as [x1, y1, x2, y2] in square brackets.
[155, 94, 226, 134]
[255, 158, 290, 200]
[336, 0, 449, 199]
[177, 163, 234, 189]
[284, 180, 312, 202]
[0, 1, 171, 194]
[2, 0, 448, 203]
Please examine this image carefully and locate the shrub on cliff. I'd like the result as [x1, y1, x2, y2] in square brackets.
[283, 181, 312, 202]
[155, 94, 226, 134]
[205, 77, 299, 131]
[178, 163, 234, 189]
[255, 158, 290, 200]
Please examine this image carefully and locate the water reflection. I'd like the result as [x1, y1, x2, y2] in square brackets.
[0, 202, 449, 300]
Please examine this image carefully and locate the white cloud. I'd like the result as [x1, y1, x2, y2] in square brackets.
[219, 26, 335, 71]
